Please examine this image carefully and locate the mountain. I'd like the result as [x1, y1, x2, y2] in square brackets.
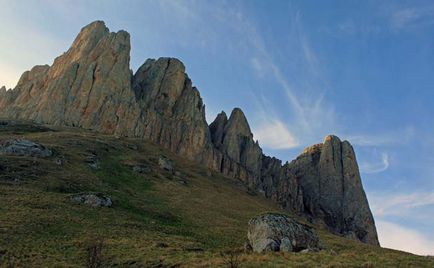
[2, 121, 433, 267]
[0, 21, 378, 245]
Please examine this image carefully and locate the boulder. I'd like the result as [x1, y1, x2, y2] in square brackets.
[70, 193, 112, 207]
[84, 153, 100, 169]
[247, 213, 321, 253]
[158, 156, 174, 172]
[132, 165, 151, 173]
[280, 237, 293, 252]
[0, 139, 52, 157]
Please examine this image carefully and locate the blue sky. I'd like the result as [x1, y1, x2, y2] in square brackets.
[1, 0, 434, 255]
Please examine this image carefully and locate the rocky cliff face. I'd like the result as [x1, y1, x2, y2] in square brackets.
[128, 57, 212, 162]
[0, 21, 133, 132]
[288, 136, 379, 245]
[0, 21, 379, 245]
[209, 108, 263, 187]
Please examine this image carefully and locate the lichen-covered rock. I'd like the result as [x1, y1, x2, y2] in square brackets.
[0, 139, 52, 157]
[158, 156, 174, 172]
[280, 237, 293, 252]
[70, 193, 112, 207]
[84, 152, 100, 169]
[132, 165, 151, 174]
[288, 135, 379, 245]
[247, 213, 321, 253]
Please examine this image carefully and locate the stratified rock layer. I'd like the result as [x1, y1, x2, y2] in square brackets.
[0, 21, 379, 245]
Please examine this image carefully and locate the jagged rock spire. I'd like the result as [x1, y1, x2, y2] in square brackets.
[0, 20, 379, 246]
[288, 135, 379, 245]
[209, 108, 262, 177]
[209, 111, 228, 149]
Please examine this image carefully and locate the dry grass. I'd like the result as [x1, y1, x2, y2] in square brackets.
[0, 120, 433, 267]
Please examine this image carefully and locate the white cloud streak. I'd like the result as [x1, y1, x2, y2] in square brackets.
[377, 219, 434, 255]
[370, 192, 434, 218]
[233, 9, 338, 147]
[254, 119, 298, 149]
[389, 5, 434, 31]
[346, 126, 415, 147]
[360, 153, 390, 174]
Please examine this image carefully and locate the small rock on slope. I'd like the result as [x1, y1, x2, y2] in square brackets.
[0, 139, 52, 157]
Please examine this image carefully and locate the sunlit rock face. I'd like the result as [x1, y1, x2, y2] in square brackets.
[0, 21, 133, 132]
[0, 20, 379, 246]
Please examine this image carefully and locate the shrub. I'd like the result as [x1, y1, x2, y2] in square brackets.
[220, 250, 241, 268]
[85, 237, 105, 268]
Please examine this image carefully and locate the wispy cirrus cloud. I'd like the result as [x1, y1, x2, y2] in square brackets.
[389, 5, 434, 31]
[346, 126, 415, 147]
[370, 192, 434, 218]
[359, 152, 390, 174]
[238, 9, 338, 147]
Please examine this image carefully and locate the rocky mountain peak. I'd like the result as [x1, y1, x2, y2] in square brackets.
[209, 111, 228, 149]
[15, 65, 50, 87]
[0, 20, 379, 246]
[0, 86, 6, 93]
[289, 134, 379, 245]
[74, 20, 109, 44]
[210, 107, 262, 179]
[225, 107, 252, 138]
[133, 57, 187, 114]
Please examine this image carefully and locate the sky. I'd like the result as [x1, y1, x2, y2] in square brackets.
[1, 0, 434, 255]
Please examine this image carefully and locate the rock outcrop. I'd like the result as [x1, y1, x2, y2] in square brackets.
[0, 21, 132, 133]
[70, 193, 112, 207]
[0, 21, 379, 245]
[260, 157, 304, 213]
[129, 57, 212, 162]
[209, 108, 262, 187]
[0, 139, 52, 157]
[247, 213, 321, 253]
[288, 136, 378, 245]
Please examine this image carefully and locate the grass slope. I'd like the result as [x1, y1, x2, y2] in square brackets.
[0, 120, 432, 267]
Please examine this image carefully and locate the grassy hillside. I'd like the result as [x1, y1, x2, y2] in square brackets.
[0, 120, 432, 267]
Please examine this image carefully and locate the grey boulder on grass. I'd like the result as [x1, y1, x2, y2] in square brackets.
[0, 139, 52, 158]
[247, 213, 321, 253]
[70, 193, 112, 207]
